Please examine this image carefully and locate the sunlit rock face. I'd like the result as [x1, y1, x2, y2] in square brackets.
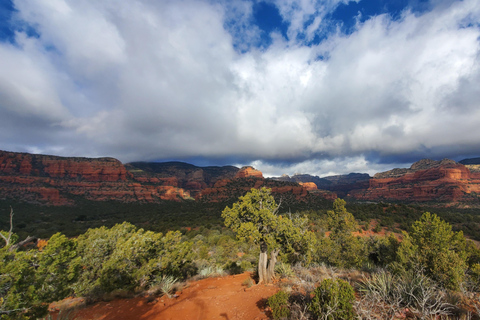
[0, 150, 335, 206]
[299, 182, 317, 191]
[0, 150, 190, 205]
[351, 159, 480, 203]
[234, 166, 264, 179]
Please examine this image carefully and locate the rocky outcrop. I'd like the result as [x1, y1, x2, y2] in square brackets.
[352, 159, 480, 202]
[299, 182, 318, 191]
[234, 166, 263, 179]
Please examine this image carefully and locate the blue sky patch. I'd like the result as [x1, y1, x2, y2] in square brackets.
[329, 0, 410, 34]
[0, 0, 15, 43]
[252, 1, 289, 46]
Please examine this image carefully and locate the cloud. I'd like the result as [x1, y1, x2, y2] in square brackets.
[0, 0, 479, 176]
[243, 155, 411, 178]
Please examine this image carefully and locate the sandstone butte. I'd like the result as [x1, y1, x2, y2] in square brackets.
[0, 150, 325, 206]
[350, 159, 480, 203]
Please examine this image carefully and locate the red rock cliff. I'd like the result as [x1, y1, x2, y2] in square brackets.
[0, 150, 191, 205]
[351, 159, 480, 202]
[0, 150, 129, 181]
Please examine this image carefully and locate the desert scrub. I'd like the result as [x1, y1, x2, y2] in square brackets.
[275, 262, 294, 279]
[358, 270, 396, 303]
[150, 275, 178, 298]
[199, 265, 225, 278]
[267, 290, 291, 320]
[242, 277, 254, 288]
[310, 278, 355, 320]
[357, 270, 453, 319]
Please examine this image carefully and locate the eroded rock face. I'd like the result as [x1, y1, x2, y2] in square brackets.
[352, 159, 480, 202]
[299, 182, 318, 191]
[0, 150, 129, 181]
[0, 150, 191, 205]
[0, 150, 334, 205]
[235, 166, 264, 179]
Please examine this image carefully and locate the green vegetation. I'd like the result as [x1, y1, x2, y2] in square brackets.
[318, 199, 367, 268]
[310, 278, 356, 320]
[2, 192, 480, 319]
[394, 212, 467, 290]
[222, 188, 315, 283]
[267, 290, 290, 319]
[0, 233, 80, 319]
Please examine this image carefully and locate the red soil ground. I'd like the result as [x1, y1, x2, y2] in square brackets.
[55, 272, 278, 320]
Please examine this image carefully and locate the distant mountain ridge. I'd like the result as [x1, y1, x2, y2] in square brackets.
[271, 173, 332, 188]
[0, 150, 334, 206]
[1, 149, 480, 205]
[459, 158, 480, 173]
[271, 172, 370, 198]
[373, 159, 457, 179]
[459, 158, 480, 165]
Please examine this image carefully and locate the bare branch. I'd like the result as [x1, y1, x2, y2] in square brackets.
[9, 236, 38, 252]
[0, 207, 13, 247]
[273, 198, 283, 215]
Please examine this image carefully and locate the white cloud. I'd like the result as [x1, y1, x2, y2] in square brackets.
[243, 156, 410, 178]
[0, 0, 479, 176]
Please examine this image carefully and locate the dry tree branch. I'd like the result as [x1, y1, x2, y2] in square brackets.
[0, 206, 13, 247]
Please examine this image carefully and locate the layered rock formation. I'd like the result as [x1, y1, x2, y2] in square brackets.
[0, 150, 329, 206]
[234, 166, 263, 179]
[4, 149, 478, 206]
[0, 151, 191, 205]
[351, 159, 480, 202]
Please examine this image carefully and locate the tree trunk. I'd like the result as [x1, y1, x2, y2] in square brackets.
[258, 242, 279, 284]
[266, 248, 280, 282]
[258, 241, 268, 284]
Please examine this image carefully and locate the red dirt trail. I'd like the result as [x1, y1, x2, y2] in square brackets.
[63, 272, 278, 320]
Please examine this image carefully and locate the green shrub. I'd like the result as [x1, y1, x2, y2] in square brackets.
[395, 212, 467, 290]
[74, 223, 193, 297]
[224, 261, 242, 275]
[267, 290, 290, 320]
[469, 263, 480, 291]
[240, 260, 253, 271]
[310, 278, 355, 320]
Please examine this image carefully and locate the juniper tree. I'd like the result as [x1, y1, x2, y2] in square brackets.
[222, 187, 315, 284]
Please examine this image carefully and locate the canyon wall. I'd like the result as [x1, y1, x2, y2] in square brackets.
[350, 159, 480, 203]
[0, 150, 326, 205]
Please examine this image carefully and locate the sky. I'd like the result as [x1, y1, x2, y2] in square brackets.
[0, 0, 480, 177]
